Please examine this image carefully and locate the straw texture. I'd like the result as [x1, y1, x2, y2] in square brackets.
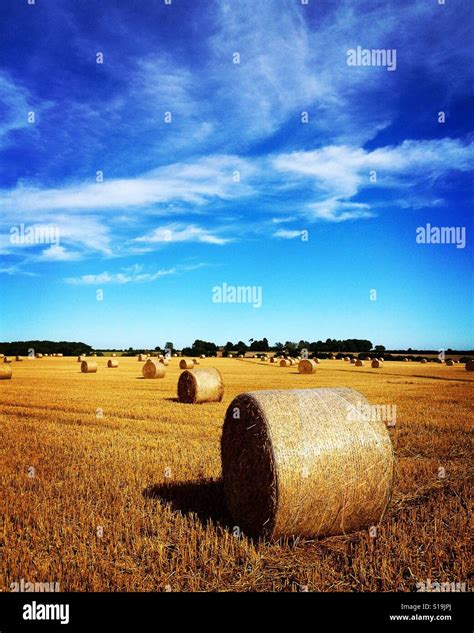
[107, 359, 119, 368]
[142, 359, 165, 379]
[298, 359, 318, 374]
[221, 387, 394, 540]
[177, 367, 224, 404]
[465, 360, 474, 372]
[0, 365, 12, 380]
[81, 361, 97, 373]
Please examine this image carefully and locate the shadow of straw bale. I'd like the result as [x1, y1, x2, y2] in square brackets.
[143, 479, 234, 531]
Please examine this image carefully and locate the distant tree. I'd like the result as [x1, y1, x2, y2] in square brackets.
[374, 345, 386, 352]
[164, 342, 174, 351]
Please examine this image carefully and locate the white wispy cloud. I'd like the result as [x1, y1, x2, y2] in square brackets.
[65, 263, 206, 285]
[37, 245, 81, 261]
[273, 229, 304, 240]
[273, 138, 474, 222]
[135, 223, 231, 245]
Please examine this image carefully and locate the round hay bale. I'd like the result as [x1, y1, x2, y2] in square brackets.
[15, 356, 23, 361]
[279, 359, 290, 367]
[221, 387, 394, 540]
[138, 354, 146, 362]
[228, 353, 233, 358]
[298, 359, 317, 374]
[179, 359, 194, 370]
[107, 359, 119, 368]
[270, 357, 275, 363]
[177, 367, 224, 404]
[464, 360, 474, 372]
[4, 357, 12, 363]
[142, 359, 165, 379]
[0, 354, 4, 358]
[313, 358, 320, 364]
[81, 360, 97, 373]
[159, 358, 169, 366]
[200, 354, 206, 359]
[371, 359, 382, 368]
[330, 355, 336, 360]
[36, 353, 43, 359]
[0, 365, 12, 380]
[77, 355, 86, 362]
[445, 359, 454, 366]
[420, 358, 427, 363]
[237, 354, 244, 358]
[350, 358, 356, 365]
[403, 358, 409, 362]
[172, 353, 178, 357]
[261, 357, 268, 362]
[112, 353, 116, 357]
[355, 360, 364, 367]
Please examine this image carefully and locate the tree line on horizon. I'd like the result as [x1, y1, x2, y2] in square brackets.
[2, 339, 472, 358]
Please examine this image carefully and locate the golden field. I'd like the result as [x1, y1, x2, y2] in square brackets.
[0, 356, 472, 592]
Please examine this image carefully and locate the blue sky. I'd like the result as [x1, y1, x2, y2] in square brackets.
[0, 0, 472, 349]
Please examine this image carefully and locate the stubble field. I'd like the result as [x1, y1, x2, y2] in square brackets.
[1, 357, 472, 592]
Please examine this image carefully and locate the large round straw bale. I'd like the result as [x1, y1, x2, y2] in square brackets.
[179, 359, 194, 370]
[298, 359, 317, 374]
[0, 365, 12, 380]
[350, 358, 356, 365]
[270, 357, 275, 363]
[279, 359, 290, 367]
[138, 354, 146, 362]
[112, 353, 116, 357]
[107, 359, 119, 368]
[177, 367, 224, 404]
[77, 355, 86, 362]
[142, 359, 165, 379]
[355, 360, 364, 367]
[142, 359, 165, 378]
[4, 357, 12, 363]
[0, 354, 4, 358]
[403, 358, 409, 362]
[238, 354, 244, 358]
[221, 387, 394, 540]
[81, 360, 97, 373]
[159, 358, 169, 366]
[173, 353, 178, 357]
[200, 354, 206, 359]
[313, 358, 320, 364]
[371, 359, 382, 368]
[36, 353, 43, 359]
[228, 353, 233, 358]
[465, 360, 474, 372]
[445, 359, 454, 366]
[15, 356, 23, 361]
[420, 358, 427, 363]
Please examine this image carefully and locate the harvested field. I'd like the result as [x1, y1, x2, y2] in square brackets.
[0, 356, 472, 592]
